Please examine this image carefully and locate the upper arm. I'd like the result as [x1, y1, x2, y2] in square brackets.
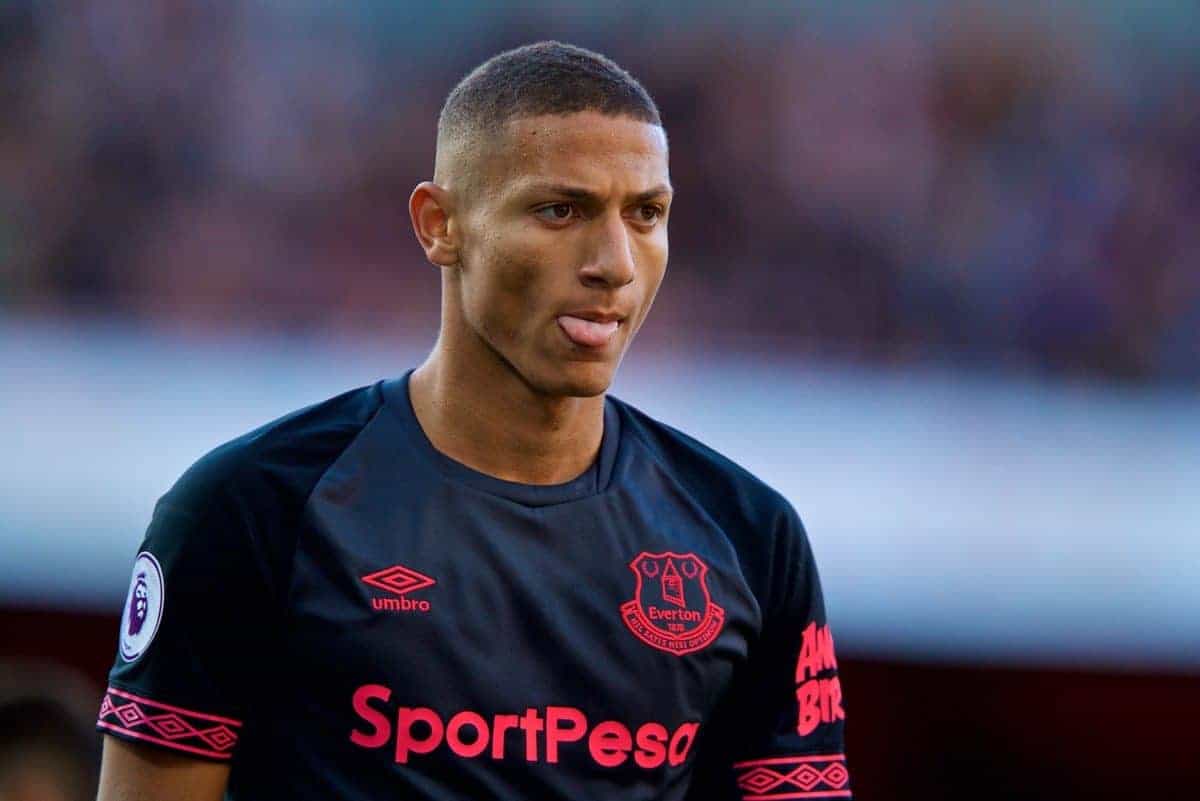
[95, 461, 276, 780]
[97, 736, 230, 801]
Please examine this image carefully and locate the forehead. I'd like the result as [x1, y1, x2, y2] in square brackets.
[482, 111, 670, 196]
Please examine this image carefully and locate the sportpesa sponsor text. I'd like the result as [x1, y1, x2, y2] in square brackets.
[350, 685, 699, 768]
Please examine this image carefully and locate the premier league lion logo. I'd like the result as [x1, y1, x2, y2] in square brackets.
[620, 551, 724, 656]
[127, 572, 149, 636]
[120, 552, 164, 662]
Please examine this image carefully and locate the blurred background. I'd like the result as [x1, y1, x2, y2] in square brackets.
[2, 0, 1197, 799]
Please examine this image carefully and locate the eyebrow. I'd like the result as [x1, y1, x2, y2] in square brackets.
[526, 183, 673, 204]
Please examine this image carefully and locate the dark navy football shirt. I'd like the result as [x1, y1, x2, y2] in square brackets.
[98, 370, 850, 800]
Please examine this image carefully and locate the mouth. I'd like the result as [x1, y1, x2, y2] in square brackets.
[556, 313, 623, 349]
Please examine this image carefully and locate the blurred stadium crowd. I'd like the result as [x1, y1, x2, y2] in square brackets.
[2, 1, 1197, 382]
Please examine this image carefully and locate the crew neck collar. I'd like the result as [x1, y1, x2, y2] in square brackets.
[382, 369, 621, 507]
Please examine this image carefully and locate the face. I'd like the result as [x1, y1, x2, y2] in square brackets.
[449, 111, 672, 398]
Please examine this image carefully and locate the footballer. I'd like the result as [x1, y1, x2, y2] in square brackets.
[95, 42, 851, 800]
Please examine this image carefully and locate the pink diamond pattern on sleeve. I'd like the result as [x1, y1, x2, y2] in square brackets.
[733, 754, 851, 799]
[96, 686, 243, 760]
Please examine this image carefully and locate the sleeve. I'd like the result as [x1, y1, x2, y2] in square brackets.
[688, 503, 851, 800]
[96, 470, 275, 762]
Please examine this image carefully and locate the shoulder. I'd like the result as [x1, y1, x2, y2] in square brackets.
[149, 382, 384, 558]
[612, 395, 794, 513]
[610, 393, 806, 548]
[137, 382, 385, 597]
[611, 393, 818, 615]
[160, 382, 384, 514]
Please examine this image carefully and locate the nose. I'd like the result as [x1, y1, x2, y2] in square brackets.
[578, 212, 636, 289]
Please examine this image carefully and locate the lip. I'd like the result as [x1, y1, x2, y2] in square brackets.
[558, 309, 627, 324]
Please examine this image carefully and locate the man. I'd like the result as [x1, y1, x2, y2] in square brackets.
[96, 41, 850, 800]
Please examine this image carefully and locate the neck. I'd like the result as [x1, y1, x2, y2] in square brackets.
[408, 348, 606, 486]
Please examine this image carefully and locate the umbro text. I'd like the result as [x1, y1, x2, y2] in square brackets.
[371, 597, 431, 613]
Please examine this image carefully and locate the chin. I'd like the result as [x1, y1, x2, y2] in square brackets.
[529, 359, 617, 398]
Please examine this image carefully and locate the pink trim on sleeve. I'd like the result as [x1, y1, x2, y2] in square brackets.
[734, 753, 851, 800]
[97, 686, 241, 760]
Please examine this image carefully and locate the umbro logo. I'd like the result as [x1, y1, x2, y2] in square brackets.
[362, 563, 436, 613]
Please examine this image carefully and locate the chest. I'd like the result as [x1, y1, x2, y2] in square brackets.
[285, 481, 758, 733]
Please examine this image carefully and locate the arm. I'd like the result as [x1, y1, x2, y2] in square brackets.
[95, 459, 275, 798]
[97, 737, 229, 801]
[688, 503, 852, 799]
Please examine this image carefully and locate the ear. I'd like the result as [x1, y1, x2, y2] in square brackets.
[409, 181, 459, 267]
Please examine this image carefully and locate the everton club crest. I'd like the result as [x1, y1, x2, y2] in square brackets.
[621, 551, 724, 656]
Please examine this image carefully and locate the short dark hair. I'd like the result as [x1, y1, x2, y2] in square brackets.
[438, 41, 662, 145]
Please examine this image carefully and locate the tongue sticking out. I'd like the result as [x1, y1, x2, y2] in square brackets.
[557, 315, 620, 348]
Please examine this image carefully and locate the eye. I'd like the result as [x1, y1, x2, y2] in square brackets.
[535, 203, 577, 223]
[632, 204, 664, 225]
